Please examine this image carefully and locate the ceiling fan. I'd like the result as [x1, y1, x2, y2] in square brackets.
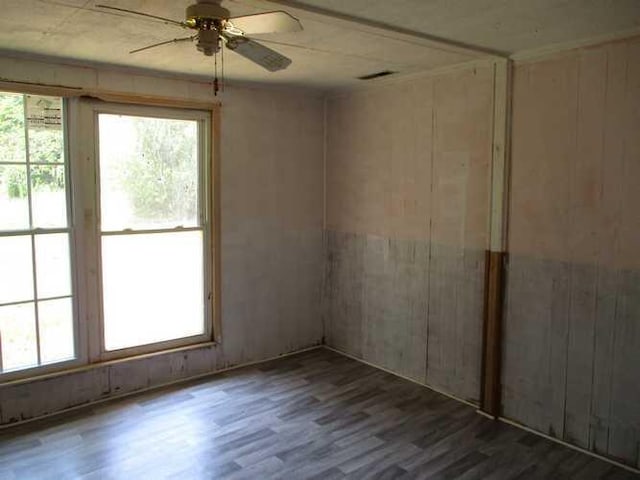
[95, 0, 303, 74]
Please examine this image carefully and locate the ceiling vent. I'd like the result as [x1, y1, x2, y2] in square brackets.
[357, 70, 396, 80]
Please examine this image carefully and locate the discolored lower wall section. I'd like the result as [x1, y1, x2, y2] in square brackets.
[503, 255, 640, 467]
[324, 230, 485, 404]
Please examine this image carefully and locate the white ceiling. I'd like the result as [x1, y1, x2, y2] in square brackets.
[0, 0, 638, 90]
[290, 0, 640, 54]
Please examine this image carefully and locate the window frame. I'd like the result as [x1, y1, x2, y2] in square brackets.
[79, 100, 214, 363]
[0, 90, 218, 382]
[0, 93, 84, 382]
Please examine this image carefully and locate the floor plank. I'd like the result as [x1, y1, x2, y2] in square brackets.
[0, 348, 637, 479]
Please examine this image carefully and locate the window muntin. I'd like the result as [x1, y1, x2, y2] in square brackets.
[0, 92, 75, 374]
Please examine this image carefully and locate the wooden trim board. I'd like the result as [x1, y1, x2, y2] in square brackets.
[480, 251, 507, 417]
[498, 416, 640, 475]
[261, 0, 506, 59]
[0, 79, 219, 110]
[480, 59, 512, 418]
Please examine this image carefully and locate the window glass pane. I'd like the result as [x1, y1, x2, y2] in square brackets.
[35, 233, 71, 299]
[26, 95, 63, 164]
[31, 165, 67, 228]
[0, 165, 29, 230]
[102, 231, 204, 351]
[98, 114, 199, 231]
[0, 302, 37, 372]
[38, 298, 74, 364]
[0, 235, 33, 305]
[0, 92, 26, 163]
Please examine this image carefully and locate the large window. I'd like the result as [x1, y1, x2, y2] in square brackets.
[0, 92, 75, 375]
[0, 93, 213, 378]
[97, 111, 210, 353]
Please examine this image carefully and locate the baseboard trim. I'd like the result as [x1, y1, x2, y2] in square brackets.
[322, 346, 640, 475]
[321, 345, 479, 409]
[497, 416, 640, 475]
[0, 344, 323, 431]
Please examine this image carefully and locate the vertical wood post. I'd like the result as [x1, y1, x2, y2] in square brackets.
[480, 59, 512, 418]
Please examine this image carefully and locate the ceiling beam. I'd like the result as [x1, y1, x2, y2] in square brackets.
[257, 0, 509, 59]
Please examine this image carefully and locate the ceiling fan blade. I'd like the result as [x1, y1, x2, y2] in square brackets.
[225, 37, 292, 72]
[225, 11, 302, 35]
[95, 4, 189, 28]
[130, 35, 198, 54]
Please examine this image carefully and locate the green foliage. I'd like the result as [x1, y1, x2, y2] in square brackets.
[121, 118, 197, 222]
[29, 129, 64, 164]
[0, 93, 25, 165]
[0, 93, 65, 199]
[6, 166, 26, 198]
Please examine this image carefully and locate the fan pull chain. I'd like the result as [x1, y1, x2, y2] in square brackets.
[213, 45, 219, 96]
[221, 36, 225, 93]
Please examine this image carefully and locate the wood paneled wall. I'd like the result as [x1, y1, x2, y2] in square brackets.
[504, 36, 640, 467]
[324, 64, 495, 403]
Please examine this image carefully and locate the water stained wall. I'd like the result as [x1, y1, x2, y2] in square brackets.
[504, 37, 640, 467]
[324, 64, 495, 404]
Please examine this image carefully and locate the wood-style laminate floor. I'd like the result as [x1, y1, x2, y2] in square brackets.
[0, 348, 637, 479]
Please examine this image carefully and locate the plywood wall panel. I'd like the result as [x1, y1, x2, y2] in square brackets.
[325, 65, 494, 402]
[326, 78, 435, 240]
[505, 36, 640, 468]
[324, 231, 365, 356]
[564, 47, 608, 449]
[426, 68, 492, 400]
[590, 41, 630, 457]
[608, 38, 640, 466]
[220, 86, 325, 367]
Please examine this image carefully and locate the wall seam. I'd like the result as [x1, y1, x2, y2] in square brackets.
[561, 51, 582, 443]
[605, 38, 629, 458]
[424, 80, 436, 384]
[587, 46, 609, 451]
[321, 94, 328, 344]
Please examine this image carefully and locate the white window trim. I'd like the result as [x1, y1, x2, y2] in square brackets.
[75, 100, 214, 363]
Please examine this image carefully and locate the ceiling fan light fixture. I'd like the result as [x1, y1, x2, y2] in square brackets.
[196, 29, 220, 56]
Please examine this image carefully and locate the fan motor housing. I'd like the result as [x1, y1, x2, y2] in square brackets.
[186, 1, 230, 56]
[186, 2, 230, 27]
[196, 30, 220, 56]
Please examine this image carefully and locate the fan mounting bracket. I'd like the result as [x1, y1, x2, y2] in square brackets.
[185, 2, 230, 29]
